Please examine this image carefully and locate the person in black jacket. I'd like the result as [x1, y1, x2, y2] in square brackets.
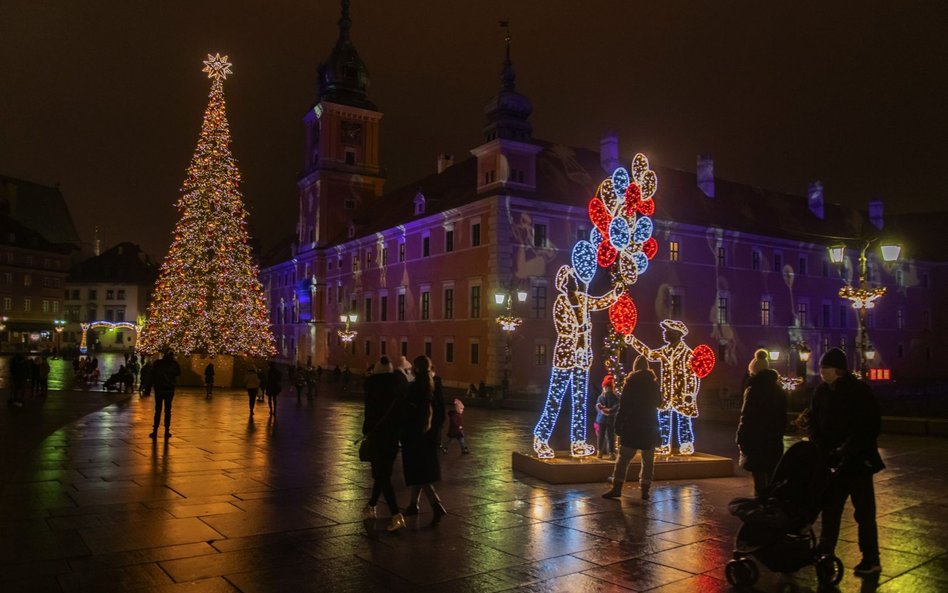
[149, 350, 181, 439]
[603, 356, 662, 500]
[808, 347, 885, 577]
[361, 356, 408, 531]
[401, 355, 447, 524]
[736, 351, 787, 496]
[265, 362, 282, 416]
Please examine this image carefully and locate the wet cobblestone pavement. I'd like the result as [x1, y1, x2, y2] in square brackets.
[2, 384, 947, 592]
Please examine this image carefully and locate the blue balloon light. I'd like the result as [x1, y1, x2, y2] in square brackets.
[632, 216, 653, 244]
[633, 251, 649, 275]
[608, 217, 631, 250]
[571, 241, 598, 284]
[612, 168, 630, 203]
[589, 227, 603, 248]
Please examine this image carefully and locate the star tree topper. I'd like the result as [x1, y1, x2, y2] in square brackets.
[202, 53, 233, 80]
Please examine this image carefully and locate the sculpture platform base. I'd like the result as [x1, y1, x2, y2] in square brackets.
[511, 450, 733, 484]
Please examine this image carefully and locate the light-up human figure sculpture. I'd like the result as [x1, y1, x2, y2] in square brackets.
[533, 265, 620, 458]
[626, 319, 714, 455]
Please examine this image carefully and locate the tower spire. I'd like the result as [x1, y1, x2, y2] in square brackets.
[482, 21, 533, 142]
[499, 21, 515, 91]
[338, 0, 351, 41]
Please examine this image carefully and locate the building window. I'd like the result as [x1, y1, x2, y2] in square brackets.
[670, 294, 682, 319]
[117, 289, 125, 300]
[532, 286, 547, 319]
[797, 302, 808, 327]
[364, 340, 371, 356]
[381, 247, 388, 265]
[897, 308, 905, 330]
[23, 274, 31, 287]
[470, 343, 479, 365]
[717, 246, 726, 267]
[364, 298, 372, 322]
[24, 298, 31, 312]
[380, 296, 388, 321]
[839, 305, 848, 329]
[773, 252, 783, 272]
[760, 300, 771, 326]
[445, 341, 454, 363]
[752, 250, 760, 271]
[2, 297, 10, 311]
[535, 343, 547, 366]
[444, 288, 454, 319]
[822, 303, 831, 328]
[42, 300, 50, 313]
[445, 230, 454, 252]
[471, 223, 481, 247]
[399, 242, 406, 262]
[798, 256, 807, 276]
[52, 301, 59, 313]
[352, 255, 359, 272]
[424, 339, 432, 358]
[717, 297, 728, 324]
[106, 289, 114, 300]
[669, 241, 680, 262]
[422, 236, 430, 257]
[397, 294, 406, 321]
[534, 224, 548, 248]
[470, 286, 481, 318]
[421, 291, 430, 320]
[401, 340, 408, 357]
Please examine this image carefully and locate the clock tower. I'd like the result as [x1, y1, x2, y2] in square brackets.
[298, 0, 384, 252]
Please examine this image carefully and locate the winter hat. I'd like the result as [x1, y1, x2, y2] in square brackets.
[601, 375, 615, 390]
[820, 347, 848, 371]
[632, 355, 650, 373]
[748, 349, 770, 375]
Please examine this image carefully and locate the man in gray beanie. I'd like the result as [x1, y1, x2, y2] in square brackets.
[807, 347, 884, 577]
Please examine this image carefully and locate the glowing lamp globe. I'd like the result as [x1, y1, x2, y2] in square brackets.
[880, 243, 902, 262]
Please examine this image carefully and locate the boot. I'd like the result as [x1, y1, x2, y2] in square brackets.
[403, 503, 419, 516]
[431, 502, 447, 525]
[641, 483, 651, 500]
[602, 481, 623, 499]
[386, 513, 406, 531]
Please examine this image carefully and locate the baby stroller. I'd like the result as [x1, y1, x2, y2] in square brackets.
[725, 441, 843, 587]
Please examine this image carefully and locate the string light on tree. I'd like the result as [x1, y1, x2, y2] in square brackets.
[137, 55, 275, 358]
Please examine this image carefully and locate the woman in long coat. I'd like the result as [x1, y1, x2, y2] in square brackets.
[401, 355, 447, 524]
[736, 353, 787, 496]
[361, 357, 408, 530]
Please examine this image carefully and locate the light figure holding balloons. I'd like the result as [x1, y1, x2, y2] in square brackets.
[626, 320, 716, 455]
[533, 265, 621, 458]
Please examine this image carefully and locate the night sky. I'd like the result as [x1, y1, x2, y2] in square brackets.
[2, 1, 945, 260]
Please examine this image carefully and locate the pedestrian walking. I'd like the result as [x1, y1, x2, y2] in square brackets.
[294, 365, 307, 403]
[266, 361, 282, 416]
[595, 375, 619, 459]
[204, 362, 215, 399]
[38, 357, 50, 397]
[139, 358, 153, 396]
[149, 350, 181, 439]
[444, 398, 469, 454]
[401, 355, 447, 524]
[245, 365, 261, 417]
[256, 367, 266, 401]
[360, 356, 409, 531]
[306, 364, 317, 401]
[603, 355, 661, 500]
[736, 350, 787, 496]
[807, 348, 885, 577]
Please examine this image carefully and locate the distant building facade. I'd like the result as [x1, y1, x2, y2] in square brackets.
[0, 176, 81, 352]
[261, 6, 945, 398]
[64, 242, 157, 352]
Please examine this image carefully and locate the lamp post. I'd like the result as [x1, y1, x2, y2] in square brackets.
[494, 288, 527, 398]
[828, 239, 901, 377]
[337, 312, 358, 346]
[53, 319, 66, 353]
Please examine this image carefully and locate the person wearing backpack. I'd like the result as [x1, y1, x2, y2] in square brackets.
[149, 350, 181, 439]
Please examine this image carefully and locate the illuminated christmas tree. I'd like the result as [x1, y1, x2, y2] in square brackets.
[138, 54, 275, 357]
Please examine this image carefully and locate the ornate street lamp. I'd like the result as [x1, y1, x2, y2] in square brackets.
[828, 239, 902, 376]
[494, 288, 528, 397]
[337, 313, 358, 343]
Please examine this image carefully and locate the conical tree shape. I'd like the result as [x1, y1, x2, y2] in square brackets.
[138, 55, 275, 357]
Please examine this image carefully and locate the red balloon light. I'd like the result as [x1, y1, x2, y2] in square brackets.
[588, 197, 612, 234]
[637, 198, 655, 216]
[597, 240, 618, 267]
[609, 293, 638, 335]
[642, 237, 658, 260]
[624, 183, 642, 216]
[690, 344, 716, 378]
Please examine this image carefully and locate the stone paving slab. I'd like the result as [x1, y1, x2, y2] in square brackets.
[0, 384, 947, 592]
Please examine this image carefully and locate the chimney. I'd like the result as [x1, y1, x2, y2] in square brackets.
[600, 131, 620, 173]
[808, 181, 824, 220]
[437, 153, 454, 174]
[868, 199, 884, 230]
[697, 154, 714, 197]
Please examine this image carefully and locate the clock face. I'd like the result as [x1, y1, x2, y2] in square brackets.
[342, 121, 362, 145]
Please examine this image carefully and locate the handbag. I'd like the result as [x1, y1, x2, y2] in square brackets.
[358, 436, 372, 462]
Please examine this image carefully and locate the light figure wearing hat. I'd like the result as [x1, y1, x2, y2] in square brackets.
[533, 265, 621, 458]
[626, 319, 701, 455]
